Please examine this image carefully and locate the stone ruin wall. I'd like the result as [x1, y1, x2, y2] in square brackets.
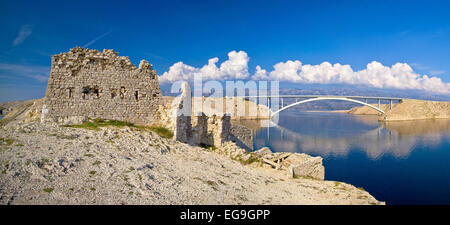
[170, 82, 254, 150]
[228, 124, 253, 151]
[42, 47, 162, 125]
[192, 113, 253, 150]
[191, 113, 231, 148]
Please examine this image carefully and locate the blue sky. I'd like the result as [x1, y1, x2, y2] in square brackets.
[1, 0, 450, 101]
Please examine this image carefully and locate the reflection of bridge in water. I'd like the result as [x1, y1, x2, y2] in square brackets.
[245, 118, 449, 160]
[245, 95, 403, 116]
[239, 95, 447, 159]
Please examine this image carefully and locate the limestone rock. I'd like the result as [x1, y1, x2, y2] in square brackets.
[0, 121, 383, 205]
[284, 154, 325, 180]
[254, 147, 272, 158]
[138, 59, 153, 72]
[60, 116, 88, 125]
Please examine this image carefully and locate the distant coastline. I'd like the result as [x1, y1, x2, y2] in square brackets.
[287, 99, 450, 122]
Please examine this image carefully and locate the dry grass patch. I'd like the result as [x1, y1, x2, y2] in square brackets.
[62, 119, 173, 139]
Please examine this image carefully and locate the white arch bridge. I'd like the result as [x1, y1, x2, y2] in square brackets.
[244, 95, 403, 118]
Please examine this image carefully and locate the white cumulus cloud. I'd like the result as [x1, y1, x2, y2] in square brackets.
[158, 50, 249, 83]
[158, 50, 450, 94]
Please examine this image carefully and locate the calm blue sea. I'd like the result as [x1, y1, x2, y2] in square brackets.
[251, 111, 450, 205]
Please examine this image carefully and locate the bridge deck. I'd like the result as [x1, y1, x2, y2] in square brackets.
[244, 95, 403, 101]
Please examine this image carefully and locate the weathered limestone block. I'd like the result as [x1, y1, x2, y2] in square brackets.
[254, 147, 325, 180]
[60, 116, 88, 125]
[23, 99, 44, 123]
[138, 59, 153, 75]
[254, 147, 272, 158]
[216, 141, 248, 159]
[284, 154, 325, 180]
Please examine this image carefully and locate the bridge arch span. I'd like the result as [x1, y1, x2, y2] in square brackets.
[270, 97, 385, 118]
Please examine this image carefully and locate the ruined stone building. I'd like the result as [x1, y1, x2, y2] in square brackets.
[42, 47, 162, 125]
[41, 47, 252, 150]
[170, 82, 253, 150]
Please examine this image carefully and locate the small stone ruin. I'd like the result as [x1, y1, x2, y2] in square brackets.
[169, 82, 253, 150]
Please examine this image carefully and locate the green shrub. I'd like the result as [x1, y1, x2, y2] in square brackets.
[147, 126, 173, 139]
[0, 138, 14, 146]
[62, 119, 134, 131]
[5, 139, 14, 145]
[43, 188, 54, 193]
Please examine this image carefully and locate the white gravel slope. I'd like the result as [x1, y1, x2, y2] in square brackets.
[0, 122, 383, 205]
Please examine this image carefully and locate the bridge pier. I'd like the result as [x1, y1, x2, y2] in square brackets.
[378, 99, 381, 109]
[390, 99, 392, 110]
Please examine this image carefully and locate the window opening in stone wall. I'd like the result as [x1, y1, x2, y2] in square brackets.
[93, 86, 100, 99]
[135, 90, 139, 101]
[67, 88, 73, 98]
[82, 87, 90, 99]
[120, 86, 126, 99]
[111, 89, 117, 99]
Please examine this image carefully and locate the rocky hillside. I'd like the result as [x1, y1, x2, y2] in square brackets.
[348, 99, 450, 121]
[0, 99, 36, 117]
[347, 103, 390, 115]
[0, 99, 383, 205]
[381, 99, 450, 121]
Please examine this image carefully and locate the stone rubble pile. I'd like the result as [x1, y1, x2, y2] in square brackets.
[215, 143, 325, 180]
[254, 147, 325, 180]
